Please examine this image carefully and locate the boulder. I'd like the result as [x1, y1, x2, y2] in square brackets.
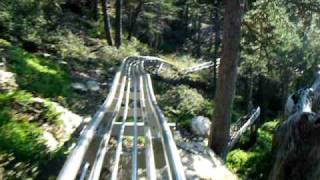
[86, 80, 100, 91]
[72, 82, 88, 91]
[191, 116, 211, 136]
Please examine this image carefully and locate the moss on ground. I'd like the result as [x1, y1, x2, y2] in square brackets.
[227, 120, 279, 180]
[1, 42, 72, 98]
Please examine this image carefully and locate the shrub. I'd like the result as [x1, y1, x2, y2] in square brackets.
[0, 122, 46, 160]
[55, 30, 90, 59]
[227, 120, 279, 180]
[96, 37, 150, 63]
[159, 85, 212, 128]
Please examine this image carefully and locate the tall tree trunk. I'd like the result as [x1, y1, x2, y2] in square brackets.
[213, 1, 221, 93]
[196, 15, 201, 57]
[101, 0, 113, 46]
[127, 0, 143, 41]
[115, 0, 123, 48]
[248, 70, 254, 111]
[91, 0, 98, 20]
[184, 3, 189, 36]
[209, 0, 241, 160]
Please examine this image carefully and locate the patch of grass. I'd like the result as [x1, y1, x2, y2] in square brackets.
[0, 122, 46, 160]
[4, 45, 71, 98]
[0, 91, 61, 125]
[0, 90, 63, 178]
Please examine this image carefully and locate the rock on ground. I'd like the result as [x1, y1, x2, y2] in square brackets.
[86, 80, 100, 91]
[33, 97, 83, 151]
[71, 82, 88, 91]
[191, 116, 211, 137]
[0, 70, 17, 91]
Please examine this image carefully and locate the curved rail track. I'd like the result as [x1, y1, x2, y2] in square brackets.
[58, 56, 186, 180]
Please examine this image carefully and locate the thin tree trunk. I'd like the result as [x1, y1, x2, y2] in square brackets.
[248, 70, 254, 111]
[101, 0, 113, 46]
[127, 0, 143, 41]
[91, 0, 98, 20]
[115, 0, 123, 48]
[196, 15, 201, 57]
[184, 3, 189, 36]
[209, 0, 241, 160]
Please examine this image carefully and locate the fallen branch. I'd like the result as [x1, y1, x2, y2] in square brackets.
[228, 107, 260, 150]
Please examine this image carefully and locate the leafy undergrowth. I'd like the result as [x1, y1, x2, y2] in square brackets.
[1, 40, 71, 98]
[0, 90, 64, 178]
[158, 85, 213, 129]
[227, 120, 279, 180]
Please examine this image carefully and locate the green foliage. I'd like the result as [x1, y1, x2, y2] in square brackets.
[0, 122, 46, 160]
[240, 0, 320, 90]
[0, 90, 63, 178]
[159, 85, 212, 128]
[55, 30, 90, 59]
[96, 37, 150, 63]
[0, 91, 61, 125]
[0, 0, 61, 41]
[227, 120, 279, 180]
[4, 45, 71, 98]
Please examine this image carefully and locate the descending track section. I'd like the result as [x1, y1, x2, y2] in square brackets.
[58, 56, 186, 180]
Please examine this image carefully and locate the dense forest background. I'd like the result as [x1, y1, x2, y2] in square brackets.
[0, 0, 320, 179]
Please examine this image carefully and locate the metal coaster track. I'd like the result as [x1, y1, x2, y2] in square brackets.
[58, 56, 186, 180]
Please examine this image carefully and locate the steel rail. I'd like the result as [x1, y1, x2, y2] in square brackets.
[140, 62, 173, 180]
[88, 62, 132, 180]
[131, 63, 139, 180]
[79, 163, 89, 180]
[138, 61, 157, 180]
[57, 58, 129, 180]
[144, 73, 186, 180]
[110, 64, 133, 180]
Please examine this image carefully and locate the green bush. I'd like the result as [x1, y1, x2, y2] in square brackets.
[227, 120, 279, 180]
[159, 85, 213, 128]
[0, 122, 46, 161]
[55, 29, 90, 59]
[96, 37, 150, 63]
[0, 0, 61, 41]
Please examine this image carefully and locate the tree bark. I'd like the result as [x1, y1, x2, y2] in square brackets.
[269, 72, 320, 180]
[213, 1, 221, 93]
[115, 0, 123, 48]
[196, 15, 201, 58]
[209, 0, 241, 160]
[127, 0, 143, 41]
[101, 0, 113, 46]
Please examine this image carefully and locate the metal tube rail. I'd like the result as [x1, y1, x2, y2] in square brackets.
[144, 73, 186, 180]
[88, 63, 132, 180]
[79, 163, 90, 180]
[57, 58, 129, 180]
[139, 62, 157, 180]
[110, 65, 133, 180]
[131, 63, 139, 180]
